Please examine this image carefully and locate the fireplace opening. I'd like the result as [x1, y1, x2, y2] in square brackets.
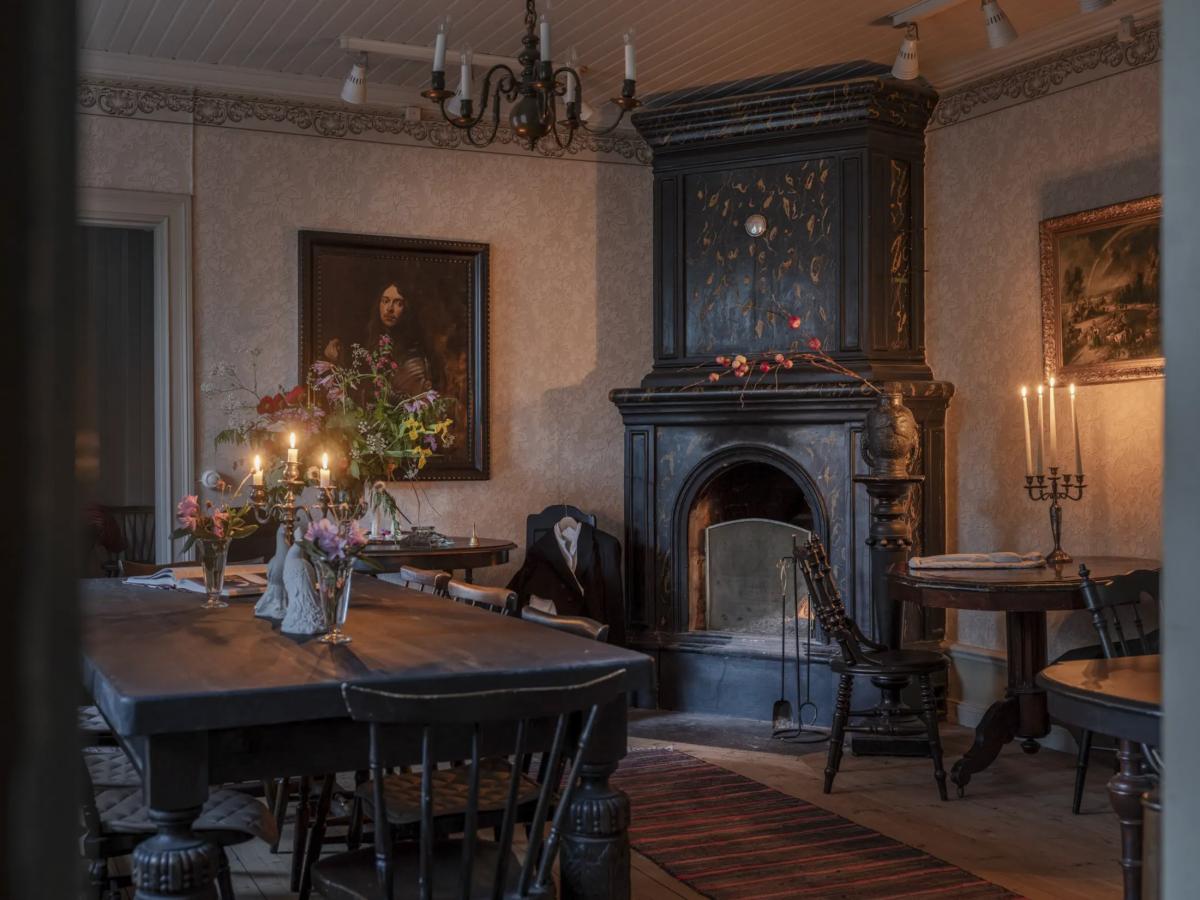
[686, 461, 816, 633]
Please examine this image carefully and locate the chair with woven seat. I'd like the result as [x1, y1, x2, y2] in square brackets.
[1066, 564, 1160, 814]
[312, 667, 627, 900]
[81, 760, 279, 899]
[797, 534, 948, 801]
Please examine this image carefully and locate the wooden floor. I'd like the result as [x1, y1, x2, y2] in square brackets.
[201, 722, 1122, 899]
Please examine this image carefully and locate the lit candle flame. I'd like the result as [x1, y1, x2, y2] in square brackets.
[1069, 383, 1076, 396]
[1020, 385, 1027, 397]
[289, 432, 296, 449]
[254, 454, 261, 471]
[322, 452, 329, 468]
[1049, 376, 1056, 388]
[1036, 385, 1043, 396]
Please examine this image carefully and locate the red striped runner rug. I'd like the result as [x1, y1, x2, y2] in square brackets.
[613, 749, 1021, 900]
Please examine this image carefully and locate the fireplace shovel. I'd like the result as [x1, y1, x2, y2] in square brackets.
[771, 582, 797, 737]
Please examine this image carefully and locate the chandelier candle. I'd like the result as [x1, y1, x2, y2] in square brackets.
[1021, 380, 1086, 565]
[432, 19, 448, 73]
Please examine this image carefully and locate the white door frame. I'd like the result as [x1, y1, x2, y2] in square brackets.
[78, 188, 194, 563]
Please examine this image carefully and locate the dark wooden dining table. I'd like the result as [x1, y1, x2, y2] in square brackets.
[889, 556, 1160, 794]
[81, 577, 654, 899]
[1039, 655, 1161, 900]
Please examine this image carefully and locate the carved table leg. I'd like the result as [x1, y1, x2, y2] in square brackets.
[561, 699, 631, 900]
[132, 807, 221, 899]
[1108, 740, 1154, 900]
[951, 610, 1052, 795]
[950, 695, 1019, 797]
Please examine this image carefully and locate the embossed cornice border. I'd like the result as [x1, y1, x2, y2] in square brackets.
[632, 76, 937, 151]
[77, 78, 651, 166]
[931, 18, 1161, 130]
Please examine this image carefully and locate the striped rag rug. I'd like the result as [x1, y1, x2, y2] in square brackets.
[612, 749, 1021, 900]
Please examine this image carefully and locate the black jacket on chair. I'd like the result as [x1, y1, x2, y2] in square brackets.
[507, 523, 626, 646]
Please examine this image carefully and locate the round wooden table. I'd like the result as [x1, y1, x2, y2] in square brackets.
[888, 556, 1160, 795]
[1039, 656, 1160, 900]
[357, 537, 517, 581]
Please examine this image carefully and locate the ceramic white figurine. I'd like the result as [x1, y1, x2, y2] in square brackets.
[253, 525, 290, 619]
[280, 525, 325, 635]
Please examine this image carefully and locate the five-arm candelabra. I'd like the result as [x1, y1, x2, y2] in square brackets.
[1023, 466, 1087, 565]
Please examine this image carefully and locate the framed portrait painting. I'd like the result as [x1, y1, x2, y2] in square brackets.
[299, 230, 489, 480]
[1039, 195, 1162, 385]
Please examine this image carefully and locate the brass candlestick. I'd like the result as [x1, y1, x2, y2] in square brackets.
[1024, 466, 1086, 565]
[250, 457, 308, 545]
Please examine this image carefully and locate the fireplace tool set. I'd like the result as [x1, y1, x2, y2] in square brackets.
[771, 554, 827, 744]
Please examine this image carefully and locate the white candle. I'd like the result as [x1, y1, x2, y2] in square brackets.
[433, 19, 448, 72]
[623, 30, 636, 80]
[459, 48, 472, 101]
[1035, 385, 1045, 474]
[565, 47, 578, 103]
[1047, 377, 1058, 470]
[1070, 383, 1083, 475]
[1020, 387, 1033, 477]
[539, 15, 551, 61]
[252, 454, 263, 486]
[287, 432, 299, 464]
[319, 453, 331, 488]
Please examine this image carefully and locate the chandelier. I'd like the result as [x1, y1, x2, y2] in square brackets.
[421, 0, 641, 150]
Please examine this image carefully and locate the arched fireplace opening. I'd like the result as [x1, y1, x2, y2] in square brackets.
[686, 459, 818, 633]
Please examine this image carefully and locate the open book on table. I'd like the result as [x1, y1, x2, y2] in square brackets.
[123, 563, 269, 596]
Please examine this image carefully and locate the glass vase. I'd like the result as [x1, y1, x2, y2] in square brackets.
[313, 557, 354, 644]
[197, 538, 230, 609]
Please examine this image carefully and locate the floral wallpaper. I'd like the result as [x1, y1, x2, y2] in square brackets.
[926, 62, 1163, 658]
[78, 116, 652, 585]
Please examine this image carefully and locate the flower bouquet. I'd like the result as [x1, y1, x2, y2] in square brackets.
[171, 494, 258, 609]
[294, 511, 377, 644]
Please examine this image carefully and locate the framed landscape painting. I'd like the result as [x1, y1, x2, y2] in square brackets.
[1039, 195, 1162, 385]
[299, 230, 489, 480]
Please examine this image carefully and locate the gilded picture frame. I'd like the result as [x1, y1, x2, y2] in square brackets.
[1039, 195, 1162, 385]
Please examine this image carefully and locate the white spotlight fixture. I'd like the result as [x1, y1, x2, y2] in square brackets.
[891, 23, 920, 80]
[981, 0, 1018, 49]
[1079, 0, 1115, 11]
[341, 52, 368, 104]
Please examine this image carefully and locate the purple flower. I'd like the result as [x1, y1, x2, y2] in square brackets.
[311, 360, 334, 375]
[305, 517, 348, 560]
[423, 434, 439, 451]
[346, 520, 368, 551]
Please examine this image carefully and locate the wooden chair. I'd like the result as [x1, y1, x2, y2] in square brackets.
[445, 579, 518, 616]
[311, 668, 627, 900]
[1070, 564, 1161, 813]
[525, 504, 595, 551]
[100, 505, 155, 576]
[797, 535, 949, 801]
[520, 606, 610, 643]
[384, 565, 451, 595]
[81, 757, 278, 900]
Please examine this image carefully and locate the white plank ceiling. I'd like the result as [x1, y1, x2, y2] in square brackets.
[79, 0, 1158, 99]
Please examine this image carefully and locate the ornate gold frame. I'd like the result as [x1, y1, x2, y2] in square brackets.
[1039, 194, 1163, 385]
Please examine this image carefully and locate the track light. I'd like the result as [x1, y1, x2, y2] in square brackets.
[341, 52, 368, 105]
[1079, 0, 1115, 11]
[891, 24, 920, 80]
[981, 0, 1018, 49]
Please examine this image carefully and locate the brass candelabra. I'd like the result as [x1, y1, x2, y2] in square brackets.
[1023, 466, 1087, 565]
[248, 457, 356, 545]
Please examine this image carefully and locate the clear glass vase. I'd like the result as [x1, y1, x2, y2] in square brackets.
[197, 538, 230, 609]
[313, 558, 354, 644]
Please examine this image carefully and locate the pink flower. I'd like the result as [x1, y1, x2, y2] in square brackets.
[346, 520, 368, 551]
[807, 337, 822, 351]
[774, 353, 786, 363]
[708, 372, 720, 383]
[176, 495, 200, 530]
[758, 362, 771, 373]
[788, 316, 802, 330]
[783, 359, 794, 369]
[211, 508, 230, 539]
[715, 355, 728, 366]
[306, 517, 347, 560]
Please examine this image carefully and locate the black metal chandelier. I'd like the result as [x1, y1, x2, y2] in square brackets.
[421, 0, 640, 150]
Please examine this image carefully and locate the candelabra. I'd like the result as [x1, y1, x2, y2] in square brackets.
[1024, 466, 1087, 565]
[248, 456, 309, 546]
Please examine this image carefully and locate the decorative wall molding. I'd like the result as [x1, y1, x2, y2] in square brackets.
[77, 78, 651, 166]
[931, 18, 1161, 130]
